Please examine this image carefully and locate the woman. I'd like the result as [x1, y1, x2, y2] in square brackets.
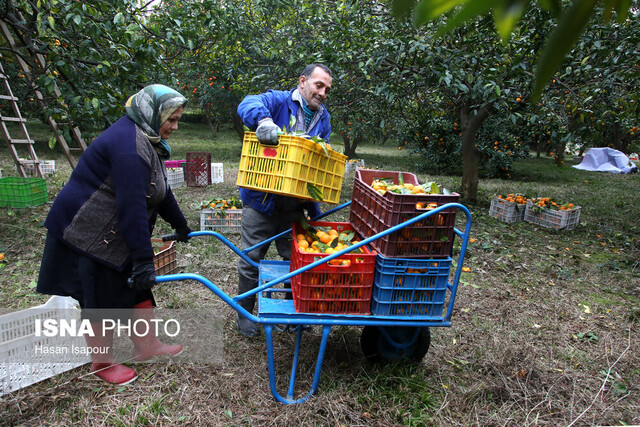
[37, 84, 192, 385]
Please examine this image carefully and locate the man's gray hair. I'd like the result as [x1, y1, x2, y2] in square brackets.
[301, 63, 332, 78]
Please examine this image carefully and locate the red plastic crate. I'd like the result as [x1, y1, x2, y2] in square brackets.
[185, 152, 211, 187]
[290, 221, 377, 314]
[349, 169, 459, 258]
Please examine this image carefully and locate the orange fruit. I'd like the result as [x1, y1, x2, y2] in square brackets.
[298, 240, 309, 249]
[296, 233, 306, 241]
[319, 233, 332, 244]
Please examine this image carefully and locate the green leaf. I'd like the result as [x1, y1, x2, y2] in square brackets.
[434, 0, 493, 37]
[307, 183, 324, 201]
[413, 0, 463, 26]
[423, 181, 440, 194]
[91, 98, 100, 109]
[391, 0, 418, 18]
[315, 140, 330, 156]
[398, 172, 405, 185]
[73, 14, 81, 26]
[289, 114, 296, 129]
[47, 15, 55, 29]
[113, 12, 124, 24]
[48, 136, 57, 150]
[493, 0, 529, 41]
[531, 0, 598, 103]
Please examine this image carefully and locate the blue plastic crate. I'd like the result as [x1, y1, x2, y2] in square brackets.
[371, 255, 452, 317]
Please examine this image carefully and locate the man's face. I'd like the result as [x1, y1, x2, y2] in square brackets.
[298, 67, 332, 111]
[159, 106, 184, 139]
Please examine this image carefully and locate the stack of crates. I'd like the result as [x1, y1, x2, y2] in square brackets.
[349, 169, 459, 318]
[166, 168, 184, 189]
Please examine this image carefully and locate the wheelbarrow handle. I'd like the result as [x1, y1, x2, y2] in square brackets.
[161, 233, 182, 241]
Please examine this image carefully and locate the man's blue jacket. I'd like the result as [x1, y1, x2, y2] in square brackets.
[237, 89, 331, 217]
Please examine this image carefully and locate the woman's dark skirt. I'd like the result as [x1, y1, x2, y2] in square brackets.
[37, 232, 153, 312]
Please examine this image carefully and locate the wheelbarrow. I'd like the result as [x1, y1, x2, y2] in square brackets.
[158, 201, 471, 404]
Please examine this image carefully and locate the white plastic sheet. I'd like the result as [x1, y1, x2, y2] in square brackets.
[573, 147, 638, 174]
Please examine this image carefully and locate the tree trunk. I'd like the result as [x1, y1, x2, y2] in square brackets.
[203, 108, 218, 137]
[459, 103, 492, 203]
[232, 112, 245, 140]
[341, 132, 353, 158]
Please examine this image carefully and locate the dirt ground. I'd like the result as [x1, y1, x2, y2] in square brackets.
[1, 161, 639, 426]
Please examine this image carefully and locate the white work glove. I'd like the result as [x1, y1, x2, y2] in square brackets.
[255, 118, 280, 146]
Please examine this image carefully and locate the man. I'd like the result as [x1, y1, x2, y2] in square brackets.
[235, 64, 333, 336]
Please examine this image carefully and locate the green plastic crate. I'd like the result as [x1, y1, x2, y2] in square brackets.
[0, 177, 48, 208]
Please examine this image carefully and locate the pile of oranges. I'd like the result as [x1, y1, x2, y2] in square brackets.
[200, 198, 242, 210]
[496, 193, 528, 204]
[530, 197, 575, 211]
[371, 180, 428, 196]
[295, 227, 364, 266]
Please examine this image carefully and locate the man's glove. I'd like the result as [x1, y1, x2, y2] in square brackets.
[127, 258, 156, 291]
[175, 226, 192, 243]
[255, 117, 280, 146]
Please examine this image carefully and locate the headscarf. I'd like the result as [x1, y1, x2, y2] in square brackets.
[125, 84, 187, 159]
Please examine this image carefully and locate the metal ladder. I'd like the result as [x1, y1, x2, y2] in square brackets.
[0, 17, 86, 169]
[0, 55, 42, 178]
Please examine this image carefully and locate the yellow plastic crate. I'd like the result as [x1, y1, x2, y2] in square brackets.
[236, 132, 347, 204]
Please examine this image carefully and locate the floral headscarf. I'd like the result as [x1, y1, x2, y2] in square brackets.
[125, 84, 187, 159]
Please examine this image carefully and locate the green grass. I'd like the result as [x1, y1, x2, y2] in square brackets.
[1, 120, 639, 426]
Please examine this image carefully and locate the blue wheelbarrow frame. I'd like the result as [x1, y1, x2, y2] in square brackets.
[158, 201, 472, 404]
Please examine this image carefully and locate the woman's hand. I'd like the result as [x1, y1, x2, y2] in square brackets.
[128, 259, 157, 290]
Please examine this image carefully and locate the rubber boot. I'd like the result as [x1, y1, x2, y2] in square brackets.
[86, 323, 137, 385]
[236, 277, 259, 337]
[130, 300, 183, 362]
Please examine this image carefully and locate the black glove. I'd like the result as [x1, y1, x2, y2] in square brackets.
[127, 258, 156, 291]
[175, 226, 192, 243]
[255, 118, 280, 146]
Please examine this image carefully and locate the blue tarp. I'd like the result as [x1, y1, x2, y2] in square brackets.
[573, 147, 638, 174]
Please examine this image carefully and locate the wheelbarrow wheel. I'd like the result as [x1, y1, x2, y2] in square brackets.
[360, 326, 430, 363]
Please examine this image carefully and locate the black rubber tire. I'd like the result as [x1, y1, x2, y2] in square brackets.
[360, 326, 431, 363]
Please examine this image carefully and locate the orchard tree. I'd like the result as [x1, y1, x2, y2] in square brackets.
[0, 0, 179, 134]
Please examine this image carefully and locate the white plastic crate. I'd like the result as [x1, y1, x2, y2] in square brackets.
[16, 159, 55, 177]
[211, 163, 224, 184]
[524, 201, 581, 230]
[166, 167, 184, 189]
[1, 296, 90, 396]
[200, 208, 241, 232]
[489, 197, 527, 223]
[344, 159, 365, 173]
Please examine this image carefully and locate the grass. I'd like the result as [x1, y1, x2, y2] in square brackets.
[1, 119, 639, 426]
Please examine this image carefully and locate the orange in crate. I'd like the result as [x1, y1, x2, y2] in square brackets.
[290, 221, 376, 314]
